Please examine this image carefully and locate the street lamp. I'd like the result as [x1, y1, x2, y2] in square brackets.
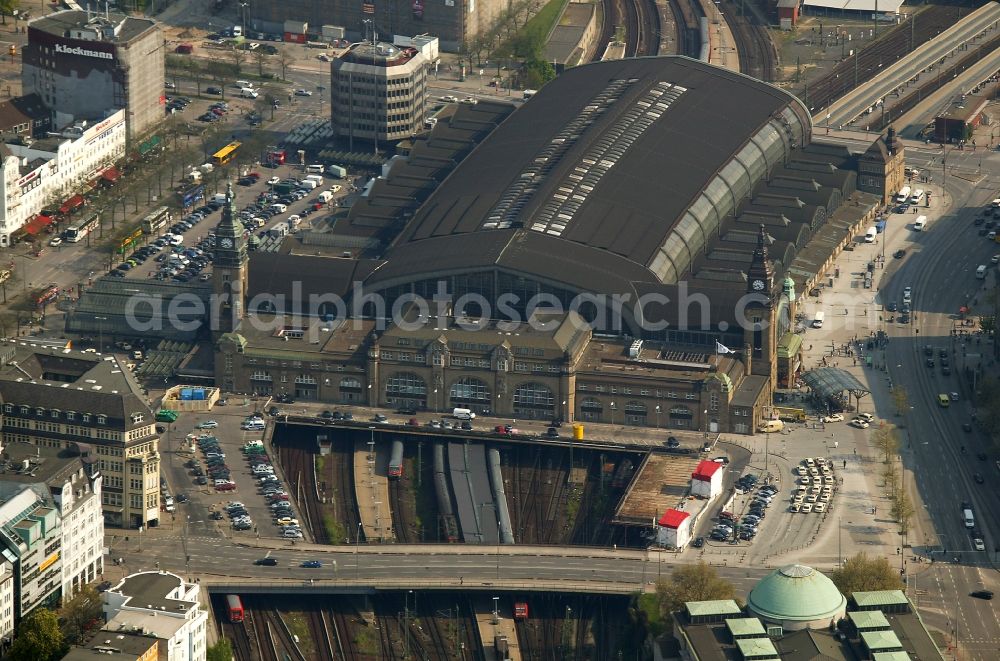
[355, 521, 363, 579]
[609, 401, 616, 426]
[655, 404, 661, 428]
[492, 596, 499, 624]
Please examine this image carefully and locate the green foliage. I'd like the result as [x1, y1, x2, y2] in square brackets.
[511, 0, 567, 57]
[59, 586, 104, 645]
[521, 59, 556, 90]
[655, 562, 736, 622]
[830, 553, 903, 597]
[0, 0, 19, 24]
[206, 638, 233, 661]
[636, 592, 667, 638]
[8, 608, 65, 661]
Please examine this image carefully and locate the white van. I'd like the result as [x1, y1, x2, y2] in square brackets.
[895, 186, 911, 204]
[269, 203, 287, 214]
[812, 311, 825, 329]
[977, 265, 987, 279]
[864, 227, 877, 243]
[758, 419, 784, 433]
[240, 88, 259, 99]
[306, 164, 325, 174]
[964, 508, 975, 528]
[235, 79, 252, 88]
[909, 189, 925, 205]
[305, 174, 324, 183]
[913, 215, 927, 231]
[298, 179, 317, 191]
[452, 407, 475, 420]
[241, 420, 266, 431]
[317, 191, 333, 203]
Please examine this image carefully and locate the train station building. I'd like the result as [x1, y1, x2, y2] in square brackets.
[209, 57, 884, 434]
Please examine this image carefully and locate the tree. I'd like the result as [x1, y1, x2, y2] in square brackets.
[891, 385, 909, 417]
[872, 424, 899, 463]
[881, 461, 898, 499]
[8, 608, 65, 661]
[891, 484, 914, 536]
[206, 638, 233, 661]
[521, 58, 555, 90]
[230, 44, 247, 75]
[59, 586, 103, 645]
[0, 0, 18, 25]
[253, 47, 267, 77]
[655, 562, 736, 621]
[276, 47, 293, 81]
[830, 552, 903, 597]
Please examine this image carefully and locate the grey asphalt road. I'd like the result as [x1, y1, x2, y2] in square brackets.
[874, 147, 1000, 660]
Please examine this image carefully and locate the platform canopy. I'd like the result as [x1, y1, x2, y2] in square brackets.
[803, 0, 905, 14]
[801, 367, 870, 400]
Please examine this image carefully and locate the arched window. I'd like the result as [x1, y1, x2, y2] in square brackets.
[669, 406, 693, 429]
[513, 382, 554, 407]
[386, 372, 426, 396]
[625, 400, 647, 426]
[450, 377, 490, 403]
[579, 397, 602, 422]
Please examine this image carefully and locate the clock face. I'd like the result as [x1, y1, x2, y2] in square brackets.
[752, 279, 766, 291]
[220, 238, 234, 249]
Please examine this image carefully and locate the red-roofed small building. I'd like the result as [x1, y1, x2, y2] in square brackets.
[692, 460, 724, 498]
[656, 508, 692, 548]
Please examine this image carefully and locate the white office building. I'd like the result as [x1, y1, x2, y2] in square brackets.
[103, 571, 208, 661]
[0, 561, 15, 643]
[0, 443, 103, 626]
[0, 108, 125, 246]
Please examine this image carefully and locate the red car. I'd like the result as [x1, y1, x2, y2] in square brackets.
[247, 172, 261, 180]
[215, 483, 236, 491]
[407, 418, 420, 427]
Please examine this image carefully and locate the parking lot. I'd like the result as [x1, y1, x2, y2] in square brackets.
[160, 405, 306, 542]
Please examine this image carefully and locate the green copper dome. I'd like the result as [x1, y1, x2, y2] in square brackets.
[747, 565, 846, 624]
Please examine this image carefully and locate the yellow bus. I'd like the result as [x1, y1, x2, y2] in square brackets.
[938, 394, 950, 408]
[212, 141, 241, 166]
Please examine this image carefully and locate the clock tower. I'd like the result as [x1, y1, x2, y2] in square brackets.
[212, 182, 248, 336]
[743, 225, 777, 386]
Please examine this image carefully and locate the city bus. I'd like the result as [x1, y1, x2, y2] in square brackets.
[212, 141, 241, 166]
[141, 206, 172, 235]
[63, 214, 100, 243]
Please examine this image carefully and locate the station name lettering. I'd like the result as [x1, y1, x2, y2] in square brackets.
[54, 44, 113, 60]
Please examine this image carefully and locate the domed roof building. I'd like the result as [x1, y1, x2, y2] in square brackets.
[747, 564, 847, 630]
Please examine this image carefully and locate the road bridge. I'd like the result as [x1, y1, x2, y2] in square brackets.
[826, 2, 1000, 128]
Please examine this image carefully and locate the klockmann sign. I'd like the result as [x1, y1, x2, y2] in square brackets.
[54, 43, 113, 60]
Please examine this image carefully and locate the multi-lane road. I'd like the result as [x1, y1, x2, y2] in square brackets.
[860, 138, 1000, 659]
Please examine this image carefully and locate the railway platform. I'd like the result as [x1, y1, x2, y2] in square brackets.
[699, 0, 740, 72]
[473, 597, 522, 661]
[353, 438, 396, 542]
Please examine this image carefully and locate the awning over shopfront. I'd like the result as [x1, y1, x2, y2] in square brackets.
[59, 194, 85, 215]
[101, 166, 120, 183]
[23, 214, 53, 235]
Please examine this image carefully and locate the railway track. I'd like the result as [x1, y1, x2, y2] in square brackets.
[275, 442, 330, 544]
[668, 0, 704, 58]
[593, 0, 662, 60]
[802, 4, 954, 112]
[719, 0, 776, 81]
[388, 475, 410, 543]
[307, 607, 336, 661]
[222, 619, 253, 661]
